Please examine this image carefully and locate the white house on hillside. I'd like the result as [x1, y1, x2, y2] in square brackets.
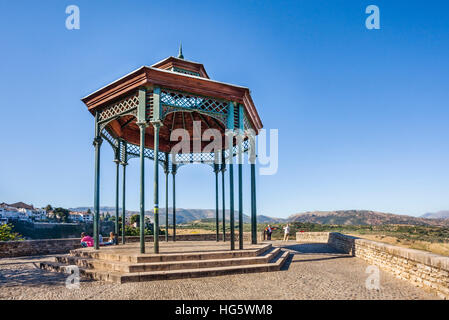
[69, 211, 93, 223]
[0, 202, 47, 222]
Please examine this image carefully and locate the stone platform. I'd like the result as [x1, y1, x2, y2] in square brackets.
[39, 241, 289, 284]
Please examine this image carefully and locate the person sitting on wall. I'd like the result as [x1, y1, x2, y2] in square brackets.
[80, 232, 94, 247]
[103, 232, 117, 246]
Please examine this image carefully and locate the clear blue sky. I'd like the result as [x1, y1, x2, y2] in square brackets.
[0, 0, 448, 218]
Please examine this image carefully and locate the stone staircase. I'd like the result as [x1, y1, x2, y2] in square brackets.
[39, 243, 290, 284]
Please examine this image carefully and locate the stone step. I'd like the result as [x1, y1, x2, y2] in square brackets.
[69, 244, 272, 263]
[40, 250, 290, 284]
[55, 247, 282, 273]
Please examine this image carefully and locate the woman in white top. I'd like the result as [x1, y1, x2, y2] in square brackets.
[283, 224, 290, 241]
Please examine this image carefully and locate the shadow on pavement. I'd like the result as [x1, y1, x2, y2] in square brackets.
[281, 243, 342, 254]
[278, 243, 353, 270]
[0, 256, 92, 288]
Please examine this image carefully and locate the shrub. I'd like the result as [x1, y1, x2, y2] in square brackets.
[0, 224, 23, 241]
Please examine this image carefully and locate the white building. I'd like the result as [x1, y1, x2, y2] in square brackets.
[68, 211, 93, 223]
[0, 206, 20, 220]
[69, 212, 84, 223]
[80, 212, 93, 222]
[0, 202, 47, 222]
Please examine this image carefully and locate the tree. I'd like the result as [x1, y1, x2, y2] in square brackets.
[53, 207, 70, 223]
[0, 224, 23, 241]
[125, 225, 139, 236]
[44, 204, 53, 213]
[130, 214, 140, 225]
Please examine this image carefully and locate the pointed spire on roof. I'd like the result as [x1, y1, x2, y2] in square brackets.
[177, 42, 184, 59]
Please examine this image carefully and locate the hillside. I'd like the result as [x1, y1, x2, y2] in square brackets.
[288, 210, 449, 227]
[69, 207, 449, 227]
[69, 207, 284, 224]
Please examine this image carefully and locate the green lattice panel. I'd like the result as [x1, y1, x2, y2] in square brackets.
[98, 92, 139, 123]
[160, 89, 228, 119]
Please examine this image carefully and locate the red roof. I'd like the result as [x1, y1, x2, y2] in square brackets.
[7, 202, 35, 210]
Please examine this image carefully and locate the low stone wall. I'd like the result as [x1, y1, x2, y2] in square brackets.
[296, 231, 449, 299]
[0, 238, 82, 258]
[0, 232, 261, 258]
[296, 232, 330, 243]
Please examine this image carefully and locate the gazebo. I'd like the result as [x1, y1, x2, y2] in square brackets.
[81, 47, 262, 254]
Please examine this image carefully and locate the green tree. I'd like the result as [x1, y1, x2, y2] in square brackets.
[53, 207, 70, 223]
[44, 204, 53, 213]
[130, 214, 139, 225]
[125, 225, 139, 236]
[0, 224, 23, 241]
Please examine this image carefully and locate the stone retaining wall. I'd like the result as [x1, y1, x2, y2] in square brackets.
[0, 232, 261, 258]
[295, 232, 330, 243]
[0, 238, 82, 258]
[296, 231, 449, 299]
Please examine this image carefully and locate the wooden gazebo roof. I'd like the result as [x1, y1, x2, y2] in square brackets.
[81, 56, 262, 153]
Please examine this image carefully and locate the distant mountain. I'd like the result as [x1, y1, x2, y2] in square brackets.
[69, 207, 449, 227]
[421, 211, 449, 219]
[288, 210, 449, 227]
[69, 207, 284, 224]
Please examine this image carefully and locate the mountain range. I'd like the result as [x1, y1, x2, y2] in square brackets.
[70, 207, 449, 227]
[288, 210, 449, 227]
[69, 207, 286, 224]
[421, 210, 449, 219]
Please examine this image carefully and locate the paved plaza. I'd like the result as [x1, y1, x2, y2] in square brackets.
[0, 241, 439, 300]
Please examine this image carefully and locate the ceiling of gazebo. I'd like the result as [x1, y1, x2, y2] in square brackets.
[106, 110, 227, 153]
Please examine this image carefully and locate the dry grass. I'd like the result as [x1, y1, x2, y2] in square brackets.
[348, 233, 449, 256]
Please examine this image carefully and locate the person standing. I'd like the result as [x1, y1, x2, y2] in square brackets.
[283, 223, 290, 241]
[266, 225, 272, 240]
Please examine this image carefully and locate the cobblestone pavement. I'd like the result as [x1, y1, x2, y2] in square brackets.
[0, 241, 440, 300]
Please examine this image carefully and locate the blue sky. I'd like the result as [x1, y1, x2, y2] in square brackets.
[0, 0, 448, 218]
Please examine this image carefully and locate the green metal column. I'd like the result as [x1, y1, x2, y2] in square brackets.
[153, 122, 161, 254]
[251, 163, 257, 244]
[164, 154, 169, 242]
[214, 163, 219, 242]
[238, 104, 244, 250]
[93, 112, 102, 250]
[137, 87, 147, 254]
[137, 122, 147, 254]
[152, 86, 162, 254]
[172, 165, 177, 242]
[114, 141, 120, 236]
[229, 158, 235, 250]
[121, 140, 127, 245]
[227, 102, 235, 250]
[221, 153, 226, 242]
[250, 130, 257, 244]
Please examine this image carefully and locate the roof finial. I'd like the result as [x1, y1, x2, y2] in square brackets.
[177, 42, 184, 59]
